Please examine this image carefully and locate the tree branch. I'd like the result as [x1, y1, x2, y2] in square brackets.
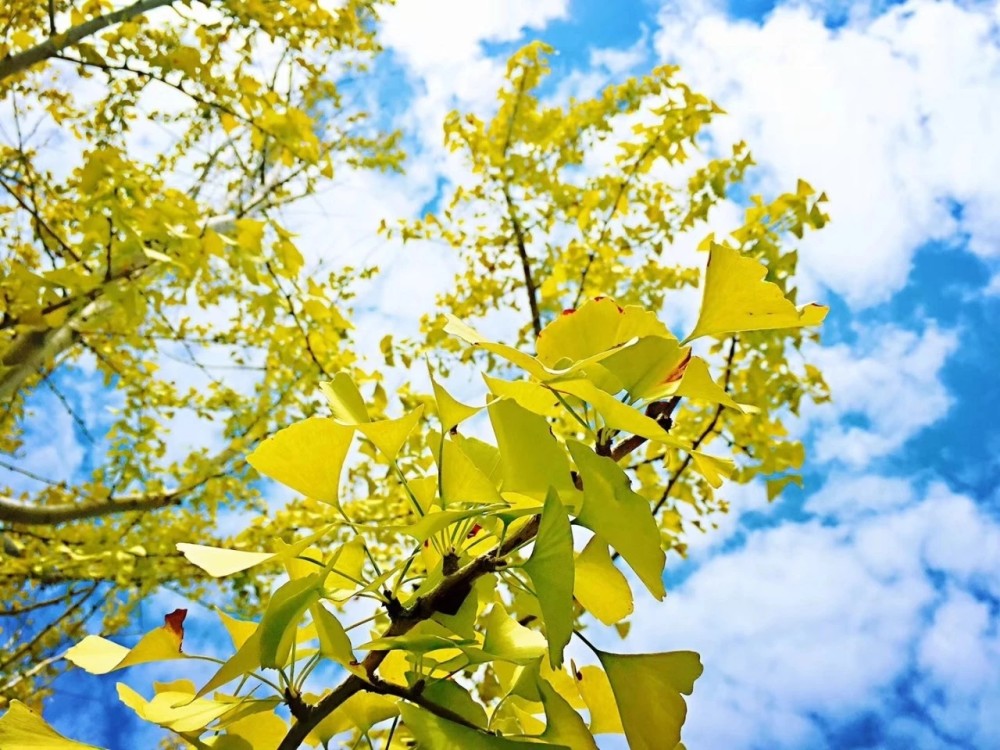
[502, 185, 541, 339]
[277, 515, 542, 750]
[0, 0, 181, 83]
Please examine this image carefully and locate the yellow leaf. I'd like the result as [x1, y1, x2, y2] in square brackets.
[398, 703, 555, 750]
[573, 535, 633, 625]
[690, 451, 735, 489]
[247, 417, 353, 505]
[116, 684, 235, 732]
[574, 665, 623, 735]
[311, 603, 355, 667]
[176, 546, 273, 578]
[598, 649, 703, 750]
[665, 355, 751, 412]
[483, 374, 561, 418]
[568, 442, 665, 600]
[0, 701, 102, 749]
[65, 610, 187, 675]
[307, 692, 398, 745]
[684, 243, 828, 342]
[319, 372, 369, 424]
[357, 406, 424, 462]
[429, 365, 481, 431]
[219, 113, 239, 133]
[216, 609, 257, 650]
[537, 676, 599, 749]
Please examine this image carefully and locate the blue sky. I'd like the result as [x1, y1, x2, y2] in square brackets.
[28, 0, 1000, 748]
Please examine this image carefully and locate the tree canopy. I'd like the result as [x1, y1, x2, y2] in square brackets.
[0, 11, 831, 750]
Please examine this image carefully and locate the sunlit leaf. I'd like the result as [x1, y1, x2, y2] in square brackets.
[398, 703, 562, 749]
[246, 417, 353, 505]
[259, 574, 321, 669]
[522, 489, 574, 667]
[568, 442, 665, 599]
[488, 399, 575, 497]
[357, 406, 424, 462]
[319, 372, 370, 424]
[598, 649, 703, 750]
[65, 609, 187, 675]
[537, 676, 599, 749]
[684, 243, 827, 343]
[574, 665, 623, 735]
[573, 535, 633, 626]
[116, 684, 235, 732]
[429, 365, 481, 431]
[0, 701, 102, 749]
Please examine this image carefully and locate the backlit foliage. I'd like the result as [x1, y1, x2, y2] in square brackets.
[0, 27, 835, 750]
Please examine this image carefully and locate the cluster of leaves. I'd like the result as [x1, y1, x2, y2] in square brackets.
[4, 247, 826, 748]
[0, 0, 400, 703]
[0, 13, 836, 748]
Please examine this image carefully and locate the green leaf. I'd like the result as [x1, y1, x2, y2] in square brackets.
[311, 603, 355, 667]
[568, 442, 666, 600]
[197, 630, 261, 698]
[573, 535, 633, 626]
[597, 649, 703, 750]
[477, 603, 547, 665]
[522, 488, 574, 668]
[259, 574, 321, 669]
[488, 399, 575, 497]
[307, 692, 398, 746]
[421, 680, 489, 728]
[0, 701, 102, 749]
[398, 703, 563, 750]
[320, 372, 370, 424]
[684, 243, 828, 343]
[246, 417, 353, 505]
[537, 676, 599, 749]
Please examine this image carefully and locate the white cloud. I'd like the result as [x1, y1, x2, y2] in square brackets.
[799, 323, 957, 467]
[653, 0, 1000, 307]
[618, 478, 1000, 749]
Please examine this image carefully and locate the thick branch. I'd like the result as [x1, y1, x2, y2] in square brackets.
[277, 516, 542, 750]
[0, 488, 181, 525]
[0, 0, 180, 83]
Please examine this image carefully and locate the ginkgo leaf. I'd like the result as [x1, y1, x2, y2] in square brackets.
[661, 355, 749, 412]
[574, 665, 623, 734]
[445, 316, 551, 381]
[568, 442, 666, 600]
[259, 574, 321, 669]
[522, 489, 574, 668]
[477, 603, 547, 665]
[553, 380, 687, 448]
[308, 692, 398, 746]
[176, 546, 273, 578]
[429, 364, 481, 431]
[319, 372, 370, 424]
[396, 505, 506, 543]
[483, 374, 561, 418]
[536, 297, 675, 368]
[357, 406, 424, 462]
[573, 535, 633, 626]
[177, 525, 332, 578]
[358, 632, 474, 654]
[537, 676, 599, 750]
[595, 336, 688, 400]
[597, 649, 703, 750]
[0, 701, 102, 749]
[684, 243, 828, 343]
[216, 609, 259, 650]
[310, 603, 355, 667]
[198, 628, 262, 697]
[116, 684, 235, 732]
[438, 436, 503, 506]
[398, 703, 562, 750]
[690, 451, 735, 489]
[422, 679, 489, 728]
[488, 399, 575, 496]
[65, 609, 187, 675]
[246, 417, 353, 505]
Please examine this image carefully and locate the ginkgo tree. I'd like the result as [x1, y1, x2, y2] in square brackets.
[3, 251, 827, 749]
[0, 35, 835, 749]
[0, 0, 400, 704]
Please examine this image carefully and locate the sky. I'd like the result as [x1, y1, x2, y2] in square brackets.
[27, 0, 1000, 748]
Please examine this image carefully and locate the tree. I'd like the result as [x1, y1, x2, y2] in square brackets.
[0, 0, 402, 704]
[2, 41, 832, 747]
